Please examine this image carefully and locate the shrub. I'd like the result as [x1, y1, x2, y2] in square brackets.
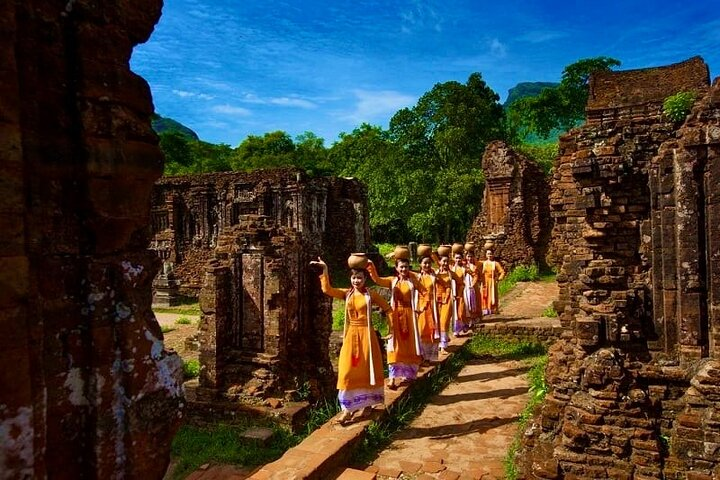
[176, 316, 192, 325]
[161, 325, 176, 334]
[663, 91, 696, 122]
[183, 359, 200, 379]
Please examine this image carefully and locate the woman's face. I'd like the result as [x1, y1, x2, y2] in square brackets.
[486, 250, 494, 260]
[465, 252, 475, 264]
[396, 259, 410, 278]
[351, 271, 366, 289]
[420, 257, 432, 272]
[454, 253, 464, 265]
[439, 257, 449, 270]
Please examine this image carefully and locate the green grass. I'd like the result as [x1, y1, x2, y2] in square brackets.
[183, 359, 200, 379]
[504, 355, 548, 480]
[176, 316, 193, 325]
[498, 264, 541, 296]
[170, 423, 300, 479]
[332, 299, 345, 331]
[161, 325, 176, 334]
[541, 305, 558, 318]
[154, 302, 201, 316]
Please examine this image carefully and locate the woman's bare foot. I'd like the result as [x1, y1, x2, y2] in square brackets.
[333, 410, 354, 425]
[358, 406, 374, 419]
[387, 380, 398, 390]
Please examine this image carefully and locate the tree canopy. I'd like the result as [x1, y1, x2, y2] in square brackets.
[507, 56, 621, 140]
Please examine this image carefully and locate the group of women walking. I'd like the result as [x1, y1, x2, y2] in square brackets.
[310, 242, 506, 425]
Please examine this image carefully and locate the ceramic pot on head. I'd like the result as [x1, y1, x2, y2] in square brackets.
[437, 244, 452, 258]
[464, 241, 476, 253]
[394, 245, 411, 261]
[451, 242, 464, 255]
[483, 241, 496, 252]
[417, 243, 432, 258]
[348, 253, 369, 269]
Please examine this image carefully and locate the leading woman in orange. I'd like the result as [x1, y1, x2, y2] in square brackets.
[367, 249, 424, 389]
[310, 256, 392, 424]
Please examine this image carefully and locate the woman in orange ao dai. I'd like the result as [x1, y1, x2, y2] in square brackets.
[415, 246, 440, 363]
[311, 256, 392, 424]
[367, 251, 424, 389]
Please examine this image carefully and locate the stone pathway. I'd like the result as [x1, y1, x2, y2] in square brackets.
[365, 280, 558, 480]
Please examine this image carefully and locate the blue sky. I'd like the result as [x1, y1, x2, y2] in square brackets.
[131, 0, 720, 147]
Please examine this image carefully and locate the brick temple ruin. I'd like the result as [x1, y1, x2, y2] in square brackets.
[466, 140, 552, 268]
[520, 57, 720, 479]
[150, 171, 371, 402]
[0, 1, 182, 478]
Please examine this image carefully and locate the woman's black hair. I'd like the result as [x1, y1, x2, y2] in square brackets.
[350, 268, 367, 276]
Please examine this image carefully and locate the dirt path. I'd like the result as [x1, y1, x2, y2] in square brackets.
[366, 280, 559, 480]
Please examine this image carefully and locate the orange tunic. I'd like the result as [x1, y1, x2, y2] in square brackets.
[320, 274, 391, 390]
[481, 260, 506, 314]
[370, 272, 424, 366]
[416, 272, 439, 344]
[434, 270, 462, 336]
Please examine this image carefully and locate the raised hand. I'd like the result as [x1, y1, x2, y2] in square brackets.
[309, 257, 328, 273]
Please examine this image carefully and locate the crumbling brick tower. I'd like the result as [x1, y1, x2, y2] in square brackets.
[466, 140, 552, 269]
[0, 1, 183, 479]
[521, 57, 720, 479]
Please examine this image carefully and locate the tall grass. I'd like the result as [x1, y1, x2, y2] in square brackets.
[498, 264, 540, 296]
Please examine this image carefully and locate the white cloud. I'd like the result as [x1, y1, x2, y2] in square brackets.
[489, 38, 507, 58]
[341, 89, 415, 124]
[211, 104, 252, 116]
[171, 89, 214, 100]
[239, 93, 316, 109]
[517, 30, 567, 43]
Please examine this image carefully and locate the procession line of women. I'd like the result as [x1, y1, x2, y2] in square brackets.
[310, 241, 505, 425]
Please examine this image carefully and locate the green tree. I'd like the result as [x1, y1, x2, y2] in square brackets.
[159, 132, 195, 175]
[386, 72, 505, 241]
[295, 131, 331, 175]
[507, 56, 621, 140]
[328, 124, 409, 241]
[231, 131, 297, 170]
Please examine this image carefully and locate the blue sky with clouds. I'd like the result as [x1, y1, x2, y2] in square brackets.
[131, 0, 720, 146]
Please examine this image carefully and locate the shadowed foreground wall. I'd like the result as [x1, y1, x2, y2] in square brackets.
[0, 1, 183, 478]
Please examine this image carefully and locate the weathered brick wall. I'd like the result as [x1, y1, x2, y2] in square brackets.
[520, 60, 720, 479]
[0, 1, 182, 478]
[588, 56, 709, 111]
[466, 141, 552, 269]
[151, 170, 370, 293]
[196, 217, 335, 402]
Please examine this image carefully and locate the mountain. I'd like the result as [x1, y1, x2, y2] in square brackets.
[151, 114, 199, 140]
[504, 81, 559, 107]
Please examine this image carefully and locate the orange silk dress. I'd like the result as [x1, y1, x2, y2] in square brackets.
[481, 260, 506, 314]
[434, 269, 462, 348]
[319, 274, 391, 395]
[371, 273, 424, 376]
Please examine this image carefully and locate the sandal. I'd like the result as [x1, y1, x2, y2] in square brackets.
[387, 381, 398, 390]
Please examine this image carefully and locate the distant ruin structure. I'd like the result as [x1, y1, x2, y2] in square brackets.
[521, 57, 720, 479]
[150, 170, 371, 401]
[466, 140, 552, 268]
[0, 1, 183, 478]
